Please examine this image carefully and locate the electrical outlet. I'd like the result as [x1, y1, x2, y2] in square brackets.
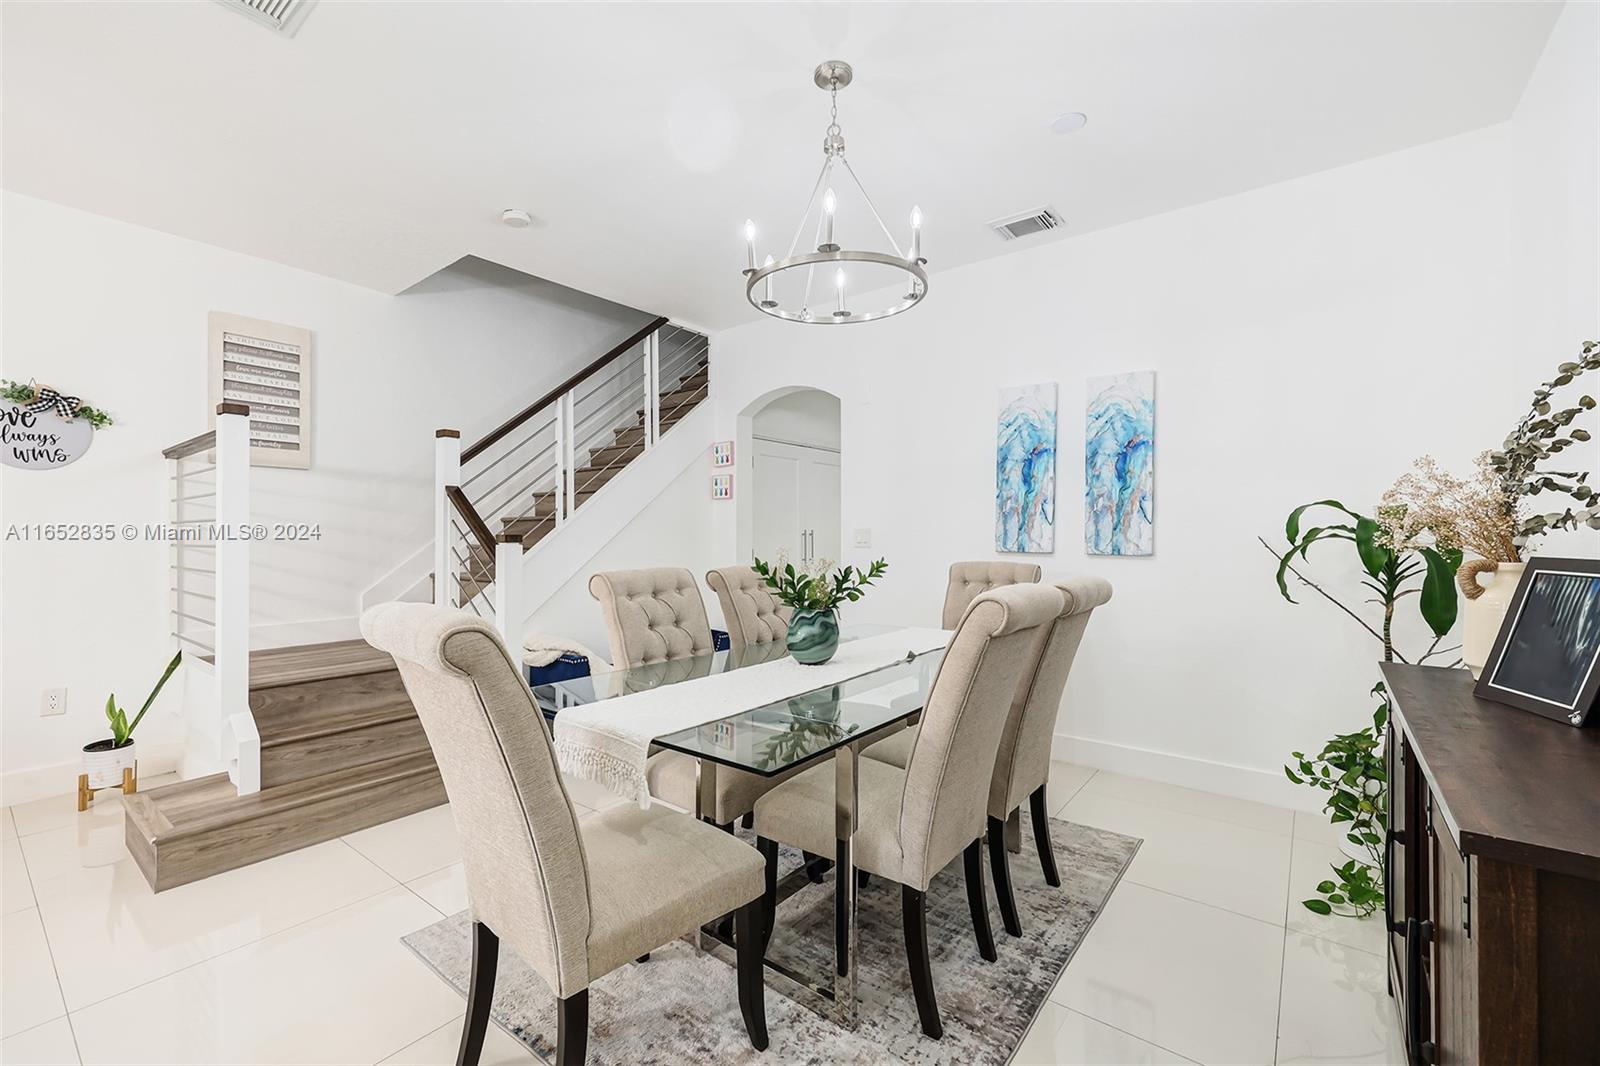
[41, 687, 67, 717]
[853, 528, 872, 548]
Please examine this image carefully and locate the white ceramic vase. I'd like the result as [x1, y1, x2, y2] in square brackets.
[81, 738, 137, 790]
[1461, 561, 1527, 679]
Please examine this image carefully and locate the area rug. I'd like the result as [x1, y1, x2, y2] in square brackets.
[402, 815, 1140, 1065]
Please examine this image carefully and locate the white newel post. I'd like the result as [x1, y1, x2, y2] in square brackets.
[435, 429, 461, 607]
[558, 393, 576, 523]
[493, 534, 524, 649]
[645, 329, 660, 449]
[214, 403, 258, 795]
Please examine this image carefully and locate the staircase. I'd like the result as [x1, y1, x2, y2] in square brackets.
[130, 317, 709, 892]
[124, 640, 444, 892]
[441, 318, 710, 615]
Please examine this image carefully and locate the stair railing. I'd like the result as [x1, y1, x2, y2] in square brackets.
[434, 317, 710, 643]
[162, 402, 259, 795]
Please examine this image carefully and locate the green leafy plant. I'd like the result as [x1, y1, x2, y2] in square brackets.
[751, 555, 888, 613]
[1, 379, 114, 428]
[1285, 686, 1388, 917]
[105, 650, 183, 747]
[1263, 503, 1460, 919]
[1487, 340, 1599, 544]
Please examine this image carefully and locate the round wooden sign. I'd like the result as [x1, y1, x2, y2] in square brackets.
[1, 400, 94, 470]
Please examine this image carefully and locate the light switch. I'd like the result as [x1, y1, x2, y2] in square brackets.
[853, 528, 872, 548]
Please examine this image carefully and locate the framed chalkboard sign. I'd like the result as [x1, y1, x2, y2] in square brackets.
[1476, 557, 1600, 726]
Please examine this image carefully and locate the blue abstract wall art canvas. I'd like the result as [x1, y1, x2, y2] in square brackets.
[995, 383, 1057, 554]
[1085, 371, 1155, 556]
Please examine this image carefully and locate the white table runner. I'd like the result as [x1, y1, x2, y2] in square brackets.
[552, 627, 952, 807]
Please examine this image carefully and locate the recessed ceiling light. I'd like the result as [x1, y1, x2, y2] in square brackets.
[500, 209, 533, 228]
[1050, 112, 1088, 134]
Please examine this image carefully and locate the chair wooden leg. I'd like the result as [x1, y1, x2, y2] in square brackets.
[1031, 786, 1061, 887]
[556, 990, 588, 1066]
[735, 898, 769, 1051]
[457, 921, 499, 1066]
[987, 816, 1023, 937]
[963, 838, 998, 962]
[741, 811, 754, 830]
[757, 835, 779, 952]
[635, 954, 650, 963]
[901, 886, 943, 1039]
[801, 850, 831, 884]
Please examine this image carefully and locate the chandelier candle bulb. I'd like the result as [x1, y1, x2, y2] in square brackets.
[833, 268, 848, 317]
[821, 188, 838, 252]
[761, 255, 776, 307]
[743, 219, 757, 272]
[910, 205, 923, 262]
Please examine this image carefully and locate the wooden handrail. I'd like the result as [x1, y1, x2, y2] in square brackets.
[163, 430, 216, 461]
[445, 485, 496, 553]
[163, 403, 251, 460]
[461, 316, 669, 463]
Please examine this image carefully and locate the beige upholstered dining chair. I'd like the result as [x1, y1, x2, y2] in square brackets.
[706, 565, 792, 651]
[589, 565, 791, 828]
[360, 602, 768, 1066]
[588, 567, 717, 666]
[752, 583, 1065, 1040]
[940, 560, 1043, 628]
[867, 575, 1112, 936]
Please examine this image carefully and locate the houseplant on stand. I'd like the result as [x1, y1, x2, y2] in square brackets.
[751, 554, 888, 665]
[79, 649, 182, 810]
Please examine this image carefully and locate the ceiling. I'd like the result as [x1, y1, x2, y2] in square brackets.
[2, 1, 1561, 330]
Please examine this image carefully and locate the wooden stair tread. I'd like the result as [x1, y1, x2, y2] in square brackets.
[123, 752, 445, 891]
[249, 669, 416, 749]
[248, 639, 396, 689]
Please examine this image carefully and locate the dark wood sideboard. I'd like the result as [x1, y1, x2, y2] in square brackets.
[1382, 663, 1600, 1065]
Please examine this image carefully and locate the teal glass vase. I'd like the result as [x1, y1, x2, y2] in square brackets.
[787, 608, 840, 665]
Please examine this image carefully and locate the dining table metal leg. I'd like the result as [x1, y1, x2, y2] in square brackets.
[693, 757, 719, 953]
[834, 743, 860, 1026]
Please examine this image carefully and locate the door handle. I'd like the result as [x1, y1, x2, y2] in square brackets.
[1385, 827, 1405, 934]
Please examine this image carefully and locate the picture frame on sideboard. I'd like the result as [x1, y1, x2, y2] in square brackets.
[1475, 556, 1600, 727]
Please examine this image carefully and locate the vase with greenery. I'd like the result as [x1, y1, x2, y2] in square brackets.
[81, 649, 183, 793]
[751, 554, 888, 665]
[1263, 504, 1461, 917]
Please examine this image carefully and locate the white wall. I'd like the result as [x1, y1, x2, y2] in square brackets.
[526, 450, 725, 659]
[709, 115, 1588, 808]
[0, 195, 650, 792]
[1509, 3, 1600, 561]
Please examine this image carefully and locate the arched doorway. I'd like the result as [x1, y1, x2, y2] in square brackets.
[738, 388, 841, 569]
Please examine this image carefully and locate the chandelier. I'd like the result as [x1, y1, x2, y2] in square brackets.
[741, 60, 927, 324]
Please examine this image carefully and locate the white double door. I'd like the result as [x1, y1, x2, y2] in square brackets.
[751, 438, 841, 568]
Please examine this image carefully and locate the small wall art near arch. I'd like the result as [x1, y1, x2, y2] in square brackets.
[1085, 371, 1155, 556]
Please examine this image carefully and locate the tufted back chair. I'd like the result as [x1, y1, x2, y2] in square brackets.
[705, 565, 793, 651]
[940, 560, 1043, 628]
[589, 567, 716, 667]
[899, 583, 1064, 889]
[991, 576, 1113, 818]
[360, 603, 593, 997]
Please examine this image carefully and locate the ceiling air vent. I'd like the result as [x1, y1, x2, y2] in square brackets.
[988, 206, 1063, 242]
[214, 0, 317, 36]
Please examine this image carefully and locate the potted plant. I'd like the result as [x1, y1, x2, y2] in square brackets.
[1262, 504, 1461, 916]
[751, 554, 888, 665]
[80, 650, 183, 803]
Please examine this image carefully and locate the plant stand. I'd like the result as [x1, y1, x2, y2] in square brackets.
[77, 766, 136, 811]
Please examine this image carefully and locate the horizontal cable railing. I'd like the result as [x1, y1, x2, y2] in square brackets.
[433, 318, 710, 636]
[162, 403, 260, 795]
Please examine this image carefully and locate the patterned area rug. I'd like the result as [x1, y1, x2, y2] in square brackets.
[403, 815, 1140, 1065]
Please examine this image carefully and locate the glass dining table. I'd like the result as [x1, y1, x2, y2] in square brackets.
[530, 624, 947, 1027]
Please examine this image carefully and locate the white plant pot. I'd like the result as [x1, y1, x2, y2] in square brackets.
[1461, 562, 1527, 679]
[81, 738, 136, 790]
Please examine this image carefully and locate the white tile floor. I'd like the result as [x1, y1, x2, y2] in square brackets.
[0, 764, 1402, 1065]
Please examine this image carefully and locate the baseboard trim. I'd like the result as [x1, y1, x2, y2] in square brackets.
[1052, 732, 1321, 813]
[1, 745, 182, 808]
